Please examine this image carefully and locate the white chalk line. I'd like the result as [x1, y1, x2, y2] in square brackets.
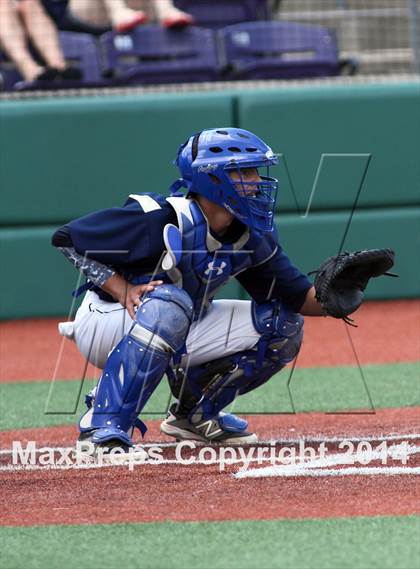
[1, 443, 420, 475]
[1, 432, 419, 457]
[262, 433, 420, 443]
[2, 459, 420, 475]
[0, 455, 275, 472]
[235, 466, 420, 478]
[234, 444, 420, 479]
[0, 441, 176, 456]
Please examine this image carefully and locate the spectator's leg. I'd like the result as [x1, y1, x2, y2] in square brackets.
[17, 0, 66, 71]
[152, 0, 195, 28]
[126, 0, 150, 15]
[0, 0, 44, 80]
[101, 0, 147, 32]
[67, 0, 109, 27]
[69, 0, 147, 32]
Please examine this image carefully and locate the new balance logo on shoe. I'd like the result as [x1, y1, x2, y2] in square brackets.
[195, 419, 223, 439]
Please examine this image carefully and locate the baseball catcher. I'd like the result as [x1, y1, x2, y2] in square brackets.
[52, 128, 395, 453]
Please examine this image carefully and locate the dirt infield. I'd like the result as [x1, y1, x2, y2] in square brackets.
[1, 299, 419, 383]
[1, 407, 419, 527]
[2, 459, 419, 528]
[1, 300, 419, 529]
[1, 407, 419, 448]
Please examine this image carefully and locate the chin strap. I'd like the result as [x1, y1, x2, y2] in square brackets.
[170, 178, 189, 196]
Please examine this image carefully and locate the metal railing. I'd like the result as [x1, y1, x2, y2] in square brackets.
[273, 0, 420, 74]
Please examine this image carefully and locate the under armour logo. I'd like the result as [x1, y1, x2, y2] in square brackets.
[204, 261, 227, 276]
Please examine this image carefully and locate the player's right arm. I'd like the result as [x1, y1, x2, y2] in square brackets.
[100, 273, 162, 319]
[52, 227, 162, 319]
[51, 195, 176, 319]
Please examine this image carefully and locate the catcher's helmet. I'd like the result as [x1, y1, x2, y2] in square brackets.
[171, 128, 278, 232]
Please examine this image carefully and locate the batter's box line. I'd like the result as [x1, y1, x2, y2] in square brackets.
[1, 433, 420, 457]
[234, 444, 420, 480]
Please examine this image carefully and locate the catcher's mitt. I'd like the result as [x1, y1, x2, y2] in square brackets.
[311, 249, 396, 324]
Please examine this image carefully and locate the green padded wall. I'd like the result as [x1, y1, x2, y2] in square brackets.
[274, 207, 420, 300]
[1, 207, 417, 319]
[0, 227, 243, 320]
[237, 82, 420, 212]
[1, 83, 419, 319]
[0, 228, 79, 319]
[0, 93, 234, 225]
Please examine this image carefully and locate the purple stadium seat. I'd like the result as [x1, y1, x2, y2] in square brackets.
[54, 31, 103, 85]
[100, 25, 220, 85]
[0, 51, 21, 91]
[0, 31, 103, 91]
[220, 21, 357, 80]
[174, 0, 270, 28]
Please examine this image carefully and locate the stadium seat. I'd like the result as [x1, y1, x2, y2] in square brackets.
[220, 21, 357, 80]
[55, 32, 104, 84]
[100, 25, 220, 85]
[174, 0, 270, 28]
[1, 32, 104, 91]
[0, 51, 21, 91]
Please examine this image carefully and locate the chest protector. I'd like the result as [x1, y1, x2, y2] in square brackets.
[160, 196, 276, 318]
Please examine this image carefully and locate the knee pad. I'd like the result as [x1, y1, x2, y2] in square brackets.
[179, 301, 303, 423]
[252, 300, 304, 366]
[130, 284, 193, 352]
[79, 285, 193, 445]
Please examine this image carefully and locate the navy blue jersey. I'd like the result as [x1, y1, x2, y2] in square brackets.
[53, 194, 312, 312]
[237, 244, 312, 311]
[67, 194, 177, 273]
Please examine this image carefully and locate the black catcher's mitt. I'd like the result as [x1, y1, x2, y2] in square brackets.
[312, 249, 396, 324]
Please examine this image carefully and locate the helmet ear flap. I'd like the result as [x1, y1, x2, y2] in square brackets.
[191, 132, 201, 161]
[174, 140, 189, 167]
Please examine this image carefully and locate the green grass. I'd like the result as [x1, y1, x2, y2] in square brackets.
[233, 361, 420, 415]
[0, 362, 418, 431]
[1, 516, 419, 569]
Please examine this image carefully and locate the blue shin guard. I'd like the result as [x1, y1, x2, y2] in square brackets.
[186, 300, 303, 424]
[79, 285, 193, 445]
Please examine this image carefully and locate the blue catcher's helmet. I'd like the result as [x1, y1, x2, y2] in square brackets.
[171, 128, 278, 232]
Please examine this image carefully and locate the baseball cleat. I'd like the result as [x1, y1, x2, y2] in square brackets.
[160, 404, 257, 444]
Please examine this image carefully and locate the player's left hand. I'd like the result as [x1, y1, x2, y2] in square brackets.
[311, 249, 396, 324]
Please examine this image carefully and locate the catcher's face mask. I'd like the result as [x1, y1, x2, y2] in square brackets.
[171, 127, 279, 233]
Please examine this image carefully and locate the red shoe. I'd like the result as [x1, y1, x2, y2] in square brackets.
[115, 12, 148, 33]
[162, 13, 195, 28]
